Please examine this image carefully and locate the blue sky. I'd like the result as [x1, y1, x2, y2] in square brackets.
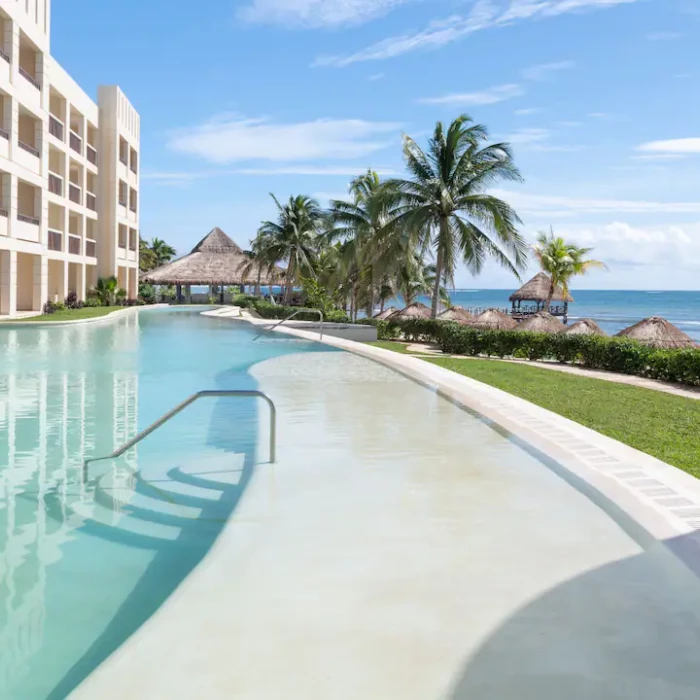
[52, 0, 700, 290]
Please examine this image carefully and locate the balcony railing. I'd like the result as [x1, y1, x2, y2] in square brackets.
[18, 213, 40, 225]
[69, 130, 82, 154]
[118, 233, 127, 249]
[18, 140, 40, 157]
[86, 192, 96, 211]
[0, 46, 9, 64]
[86, 144, 97, 165]
[69, 183, 82, 205]
[68, 235, 81, 255]
[49, 115, 64, 141]
[86, 238, 96, 257]
[0, 127, 8, 141]
[19, 66, 40, 90]
[119, 152, 128, 166]
[129, 236, 137, 251]
[0, 207, 8, 218]
[129, 200, 137, 213]
[119, 194, 127, 207]
[130, 153, 138, 174]
[48, 172, 63, 196]
[48, 229, 62, 251]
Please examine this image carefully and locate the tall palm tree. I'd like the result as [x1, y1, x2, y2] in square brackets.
[328, 169, 401, 314]
[255, 194, 324, 304]
[139, 238, 157, 272]
[533, 231, 607, 310]
[389, 114, 529, 318]
[150, 238, 177, 268]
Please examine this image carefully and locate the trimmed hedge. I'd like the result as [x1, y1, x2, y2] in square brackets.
[253, 300, 350, 324]
[358, 317, 700, 387]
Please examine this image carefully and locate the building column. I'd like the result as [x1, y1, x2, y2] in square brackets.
[0, 249, 17, 316]
[77, 263, 86, 301]
[32, 255, 48, 311]
[61, 260, 69, 301]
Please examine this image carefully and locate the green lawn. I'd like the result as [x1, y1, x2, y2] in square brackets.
[367, 340, 415, 354]
[425, 358, 700, 477]
[3, 307, 122, 323]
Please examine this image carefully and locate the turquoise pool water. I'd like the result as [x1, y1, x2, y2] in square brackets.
[0, 309, 326, 699]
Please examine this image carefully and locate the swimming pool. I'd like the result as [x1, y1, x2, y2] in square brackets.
[4, 309, 700, 699]
[0, 308, 328, 699]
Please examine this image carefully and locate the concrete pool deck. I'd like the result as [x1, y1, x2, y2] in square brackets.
[71, 310, 700, 699]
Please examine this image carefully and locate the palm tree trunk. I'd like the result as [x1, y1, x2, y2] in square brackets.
[431, 233, 446, 319]
[545, 279, 555, 312]
[284, 259, 295, 305]
[255, 268, 262, 297]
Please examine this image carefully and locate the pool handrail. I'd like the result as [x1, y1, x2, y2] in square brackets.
[83, 390, 277, 479]
[254, 309, 323, 341]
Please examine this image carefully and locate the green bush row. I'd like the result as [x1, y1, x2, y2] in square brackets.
[252, 300, 350, 324]
[357, 317, 700, 387]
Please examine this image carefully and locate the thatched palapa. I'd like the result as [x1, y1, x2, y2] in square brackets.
[470, 308, 518, 331]
[374, 307, 399, 320]
[438, 306, 474, 324]
[517, 311, 565, 334]
[566, 319, 606, 337]
[616, 317, 699, 349]
[388, 302, 432, 321]
[509, 272, 574, 304]
[142, 227, 284, 286]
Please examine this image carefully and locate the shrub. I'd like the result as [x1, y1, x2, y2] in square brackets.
[43, 300, 65, 315]
[139, 283, 156, 305]
[64, 291, 84, 310]
[83, 297, 103, 308]
[231, 294, 258, 309]
[252, 300, 350, 324]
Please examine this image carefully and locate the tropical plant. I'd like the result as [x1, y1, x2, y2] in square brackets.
[139, 238, 157, 272]
[150, 238, 177, 268]
[533, 231, 607, 310]
[255, 194, 324, 304]
[388, 114, 529, 317]
[94, 276, 121, 306]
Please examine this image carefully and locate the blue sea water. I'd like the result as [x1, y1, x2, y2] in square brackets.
[410, 289, 700, 342]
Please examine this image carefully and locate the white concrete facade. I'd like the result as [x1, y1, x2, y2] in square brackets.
[0, 0, 140, 316]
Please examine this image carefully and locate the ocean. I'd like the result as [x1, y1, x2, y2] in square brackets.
[414, 289, 700, 342]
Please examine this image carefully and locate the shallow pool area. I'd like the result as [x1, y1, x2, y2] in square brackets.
[3, 308, 700, 699]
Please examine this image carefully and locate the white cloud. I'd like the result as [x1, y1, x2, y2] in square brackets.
[637, 138, 700, 155]
[646, 31, 684, 40]
[500, 128, 584, 152]
[315, 0, 641, 66]
[368, 72, 386, 81]
[556, 120, 584, 127]
[167, 115, 401, 164]
[631, 154, 689, 162]
[521, 60, 575, 81]
[238, 0, 413, 27]
[417, 83, 524, 105]
[514, 107, 541, 115]
[493, 189, 700, 215]
[143, 165, 400, 186]
[504, 127, 551, 144]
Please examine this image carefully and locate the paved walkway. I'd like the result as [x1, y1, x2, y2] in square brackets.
[403, 343, 700, 401]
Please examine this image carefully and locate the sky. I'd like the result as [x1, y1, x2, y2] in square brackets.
[51, 0, 700, 290]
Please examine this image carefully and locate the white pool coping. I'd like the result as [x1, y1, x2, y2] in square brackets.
[70, 309, 700, 698]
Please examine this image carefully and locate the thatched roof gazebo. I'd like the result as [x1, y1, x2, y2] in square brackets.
[566, 319, 606, 337]
[142, 227, 284, 302]
[517, 311, 565, 334]
[616, 317, 699, 349]
[374, 307, 399, 320]
[510, 272, 573, 320]
[470, 308, 518, 331]
[438, 306, 474, 324]
[388, 302, 432, 321]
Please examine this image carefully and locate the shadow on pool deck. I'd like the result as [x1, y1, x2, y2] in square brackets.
[450, 530, 700, 700]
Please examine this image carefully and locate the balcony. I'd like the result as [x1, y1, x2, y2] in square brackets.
[69, 131, 82, 155]
[119, 194, 127, 207]
[0, 46, 9, 64]
[0, 206, 8, 218]
[18, 140, 40, 157]
[129, 201, 137, 213]
[130, 152, 138, 174]
[86, 144, 97, 166]
[118, 232, 127, 249]
[48, 229, 62, 251]
[48, 172, 63, 196]
[86, 238, 96, 257]
[129, 234, 137, 251]
[69, 183, 81, 205]
[19, 67, 40, 90]
[86, 192, 96, 211]
[49, 115, 64, 141]
[18, 213, 40, 225]
[68, 235, 81, 255]
[0, 127, 8, 141]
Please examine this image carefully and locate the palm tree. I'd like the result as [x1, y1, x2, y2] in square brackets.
[150, 238, 177, 267]
[389, 114, 529, 318]
[328, 169, 402, 315]
[139, 238, 157, 272]
[533, 231, 607, 310]
[94, 276, 120, 306]
[255, 194, 324, 304]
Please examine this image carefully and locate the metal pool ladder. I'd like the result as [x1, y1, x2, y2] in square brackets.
[254, 309, 324, 341]
[83, 390, 277, 479]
